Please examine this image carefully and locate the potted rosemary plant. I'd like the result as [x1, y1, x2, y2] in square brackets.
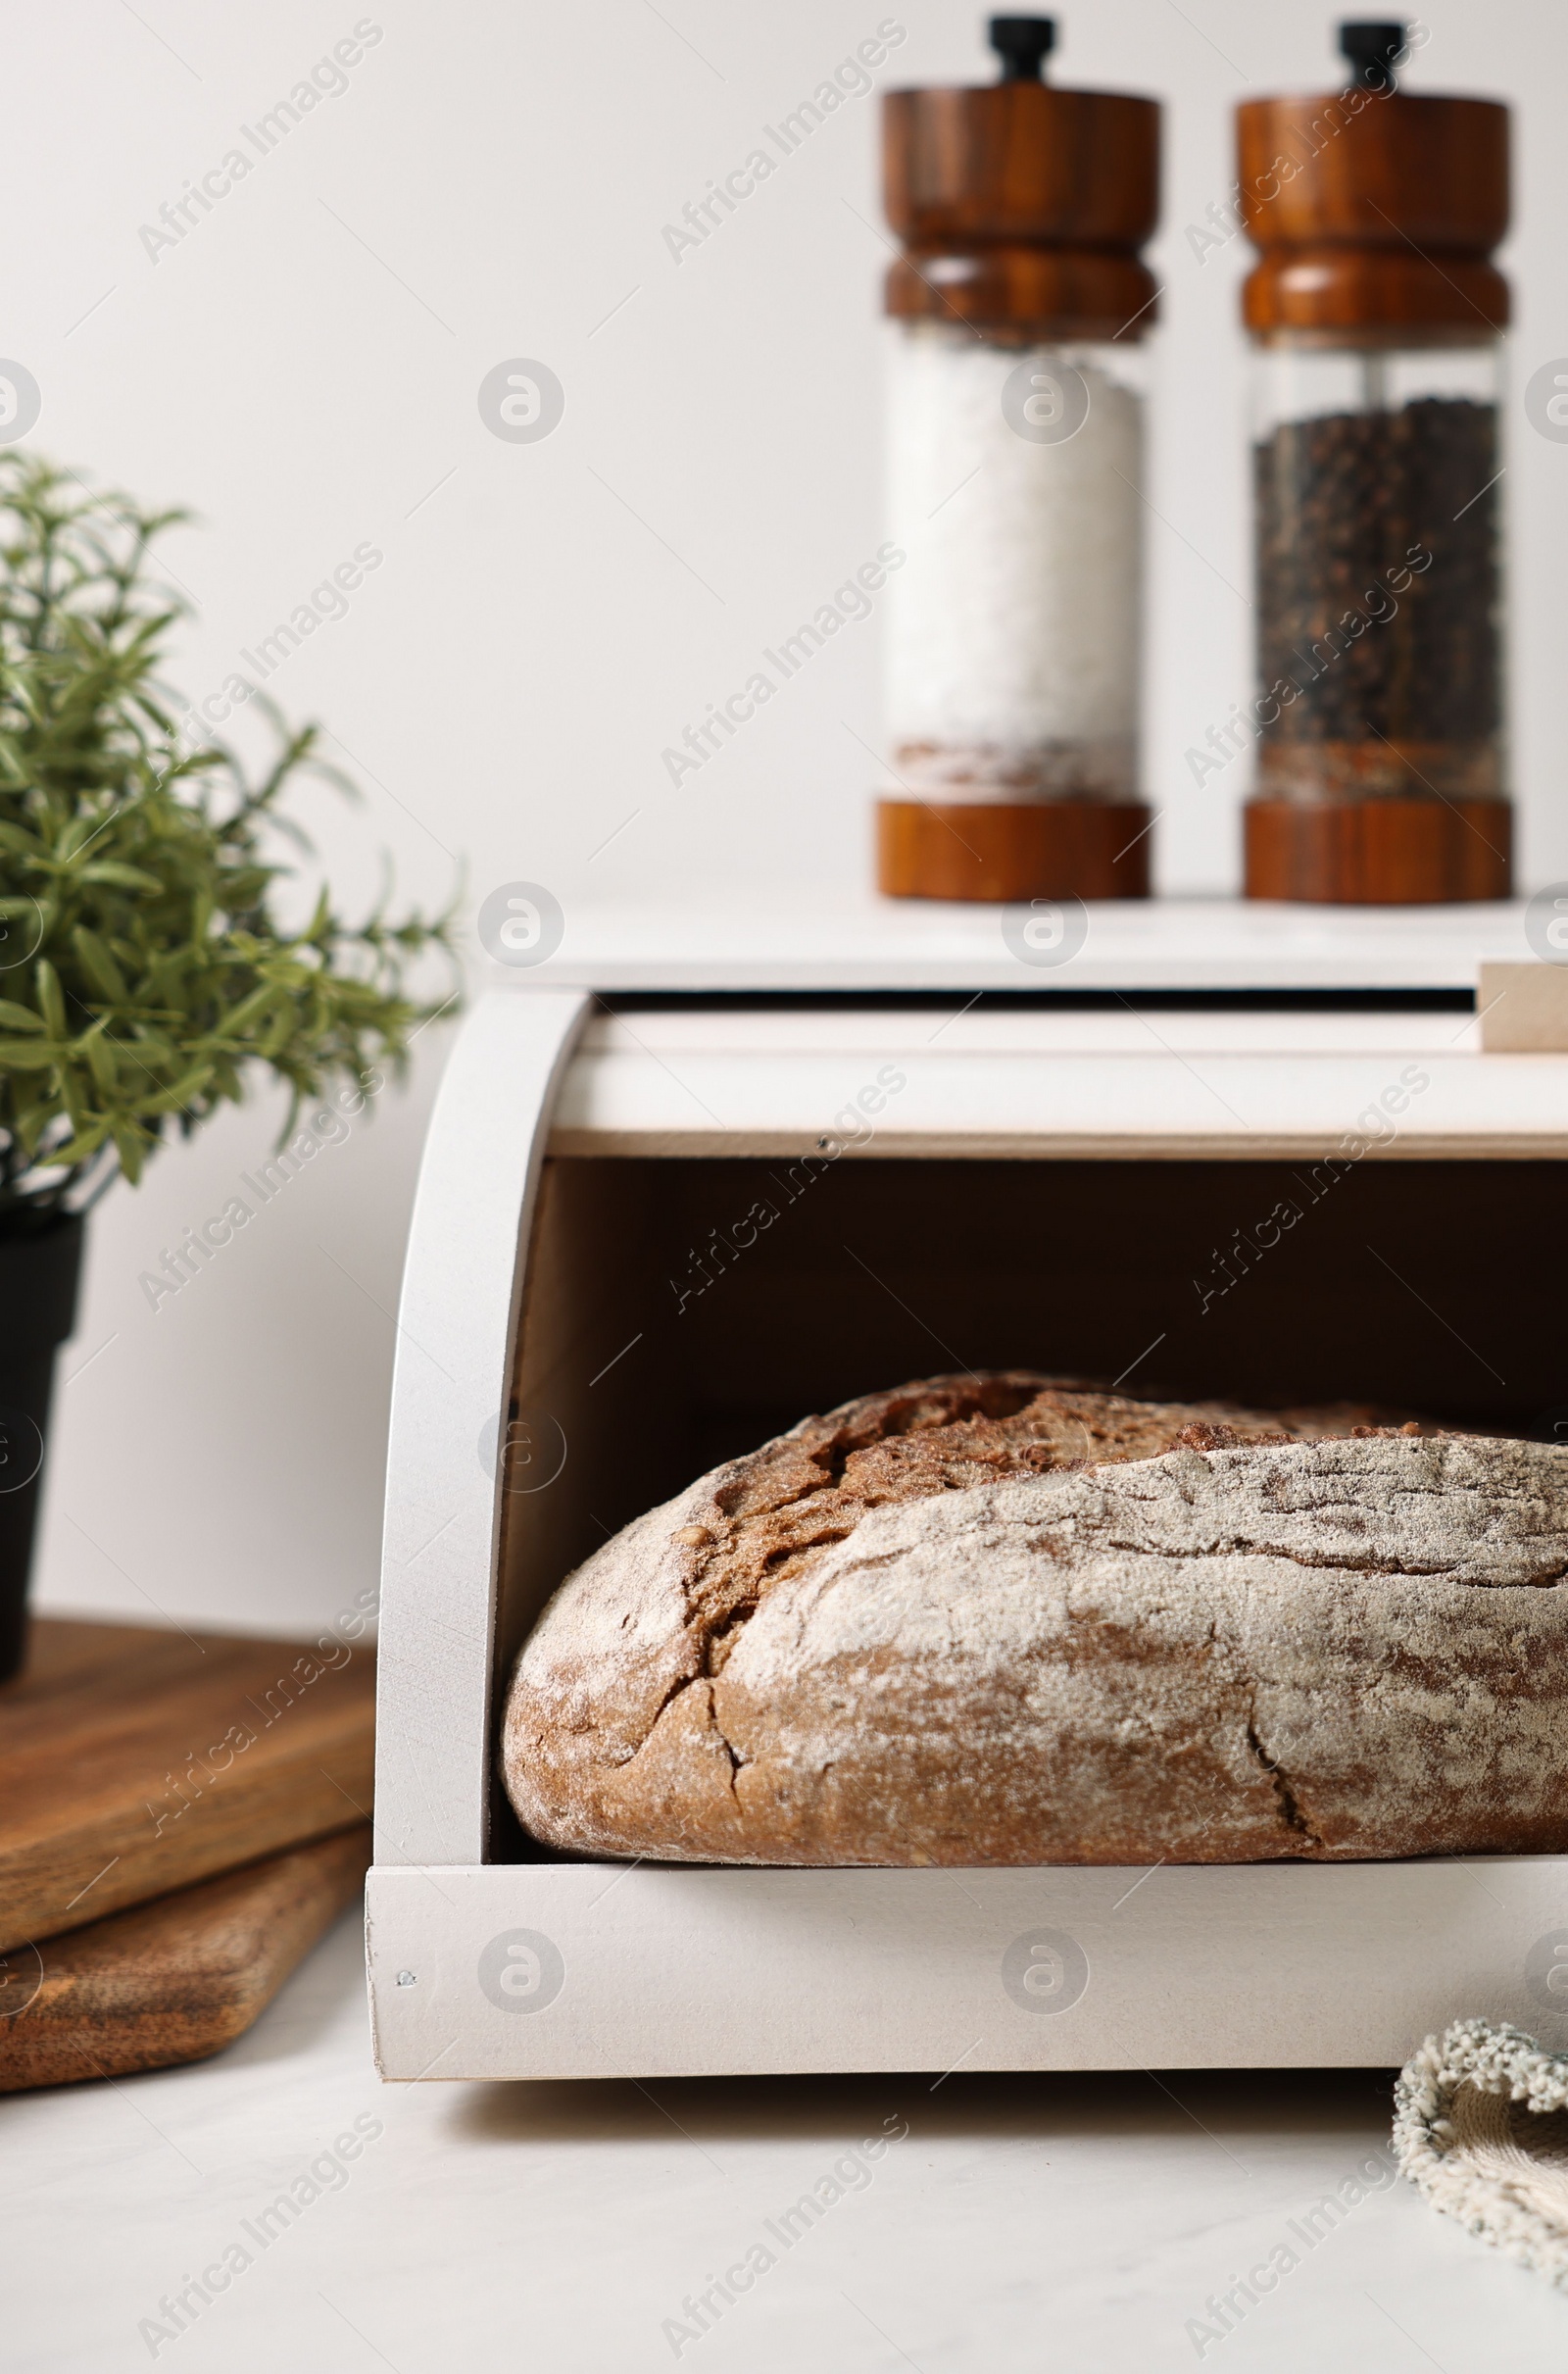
[0, 455, 453, 1678]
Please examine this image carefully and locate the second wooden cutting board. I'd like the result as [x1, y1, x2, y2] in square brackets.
[0, 1825, 372, 2092]
[0, 1615, 375, 1954]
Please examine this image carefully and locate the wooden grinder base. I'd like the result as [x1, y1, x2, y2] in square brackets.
[1245, 799, 1512, 905]
[878, 801, 1152, 902]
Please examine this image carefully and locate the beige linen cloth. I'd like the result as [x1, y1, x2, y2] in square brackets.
[1396, 2020, 1568, 2281]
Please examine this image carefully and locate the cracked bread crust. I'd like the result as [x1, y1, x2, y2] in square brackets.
[499, 1373, 1568, 1867]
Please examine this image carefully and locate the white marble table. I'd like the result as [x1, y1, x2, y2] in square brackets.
[7, 1908, 1565, 2371]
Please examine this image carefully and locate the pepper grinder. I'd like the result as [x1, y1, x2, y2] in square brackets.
[1239, 22, 1511, 903]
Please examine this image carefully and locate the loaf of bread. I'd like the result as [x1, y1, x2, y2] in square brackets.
[500, 1374, 1568, 1867]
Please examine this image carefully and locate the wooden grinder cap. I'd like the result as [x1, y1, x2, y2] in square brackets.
[883, 17, 1160, 339]
[1238, 22, 1509, 339]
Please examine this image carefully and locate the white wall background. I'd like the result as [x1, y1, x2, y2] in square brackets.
[17, 0, 1567, 1636]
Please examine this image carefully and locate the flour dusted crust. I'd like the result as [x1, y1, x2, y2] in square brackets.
[500, 1373, 1568, 1867]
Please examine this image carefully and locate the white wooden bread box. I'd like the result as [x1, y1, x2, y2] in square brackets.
[368, 897, 1568, 2080]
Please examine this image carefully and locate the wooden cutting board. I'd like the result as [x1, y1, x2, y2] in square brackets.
[0, 1615, 375, 1955]
[0, 1825, 371, 2092]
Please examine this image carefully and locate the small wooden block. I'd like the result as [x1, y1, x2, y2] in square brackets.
[1478, 963, 1568, 1052]
[0, 1616, 374, 1955]
[0, 1825, 370, 2092]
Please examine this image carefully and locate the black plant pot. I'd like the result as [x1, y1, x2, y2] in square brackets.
[0, 1214, 84, 1682]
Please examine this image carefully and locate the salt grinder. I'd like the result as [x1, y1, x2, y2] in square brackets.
[877, 17, 1160, 902]
[1239, 22, 1511, 903]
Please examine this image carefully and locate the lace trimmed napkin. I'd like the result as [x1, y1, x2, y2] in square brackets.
[1396, 2019, 1568, 2282]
